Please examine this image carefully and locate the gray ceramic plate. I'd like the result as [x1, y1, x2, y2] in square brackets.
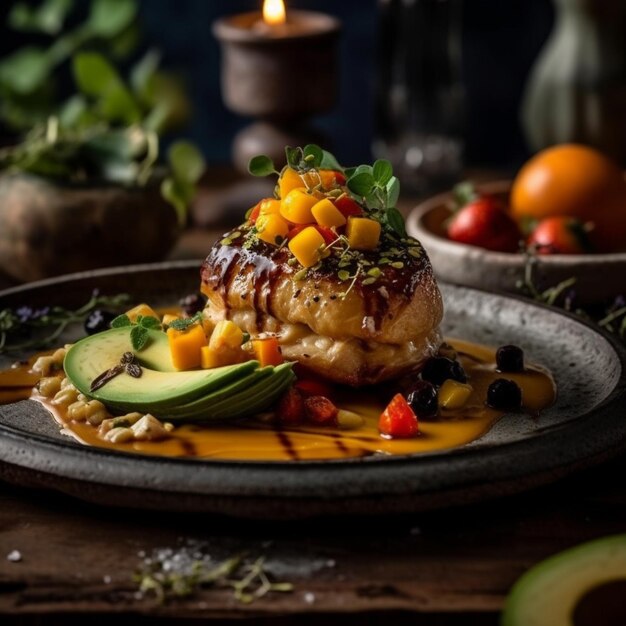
[0, 261, 625, 518]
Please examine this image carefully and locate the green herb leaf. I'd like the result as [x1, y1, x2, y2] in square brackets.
[373, 159, 393, 185]
[385, 207, 407, 237]
[347, 171, 375, 197]
[320, 150, 343, 172]
[248, 155, 277, 177]
[9, 0, 73, 35]
[0, 47, 50, 94]
[161, 177, 192, 227]
[303, 144, 323, 168]
[241, 332, 251, 344]
[110, 314, 131, 328]
[167, 312, 203, 331]
[168, 140, 205, 185]
[285, 146, 302, 169]
[386, 176, 400, 207]
[139, 315, 161, 330]
[130, 49, 160, 100]
[130, 324, 149, 351]
[87, 0, 138, 37]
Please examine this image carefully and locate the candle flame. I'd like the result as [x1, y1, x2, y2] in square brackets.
[263, 0, 286, 25]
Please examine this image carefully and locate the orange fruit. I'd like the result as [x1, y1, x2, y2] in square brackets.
[510, 144, 626, 252]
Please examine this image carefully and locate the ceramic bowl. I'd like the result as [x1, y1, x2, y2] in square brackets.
[406, 181, 626, 305]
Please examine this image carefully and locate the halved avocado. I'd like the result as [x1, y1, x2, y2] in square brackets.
[502, 534, 626, 626]
[63, 327, 294, 421]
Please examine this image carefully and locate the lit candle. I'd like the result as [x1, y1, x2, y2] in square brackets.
[212, 2, 341, 170]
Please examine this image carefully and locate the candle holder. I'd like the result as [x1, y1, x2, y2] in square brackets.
[213, 10, 341, 172]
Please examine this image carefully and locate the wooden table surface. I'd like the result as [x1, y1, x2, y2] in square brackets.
[1, 170, 624, 624]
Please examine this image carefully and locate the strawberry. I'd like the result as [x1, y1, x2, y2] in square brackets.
[527, 216, 591, 255]
[447, 196, 521, 253]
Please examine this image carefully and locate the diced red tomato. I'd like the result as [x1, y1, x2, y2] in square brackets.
[316, 225, 337, 245]
[287, 224, 307, 239]
[330, 170, 346, 186]
[248, 201, 261, 224]
[295, 378, 334, 398]
[276, 387, 304, 425]
[304, 395, 338, 425]
[378, 393, 419, 438]
[334, 196, 363, 218]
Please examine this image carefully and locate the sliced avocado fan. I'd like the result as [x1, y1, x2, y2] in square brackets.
[64, 327, 294, 422]
[501, 534, 626, 626]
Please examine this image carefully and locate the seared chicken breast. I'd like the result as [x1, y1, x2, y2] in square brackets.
[201, 228, 443, 386]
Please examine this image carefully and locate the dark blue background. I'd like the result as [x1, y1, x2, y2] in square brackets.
[0, 0, 554, 169]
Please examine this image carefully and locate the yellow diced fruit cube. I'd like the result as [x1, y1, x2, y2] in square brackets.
[288, 226, 325, 268]
[280, 188, 318, 224]
[162, 313, 179, 327]
[125, 303, 159, 322]
[200, 345, 246, 369]
[279, 167, 304, 199]
[311, 198, 346, 228]
[256, 213, 289, 246]
[167, 324, 207, 371]
[209, 320, 244, 350]
[259, 198, 281, 216]
[346, 217, 381, 251]
[439, 379, 473, 409]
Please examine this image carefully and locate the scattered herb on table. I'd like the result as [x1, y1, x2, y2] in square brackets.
[0, 291, 129, 353]
[135, 551, 294, 605]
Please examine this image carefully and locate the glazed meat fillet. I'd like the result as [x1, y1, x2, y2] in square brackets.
[201, 229, 443, 386]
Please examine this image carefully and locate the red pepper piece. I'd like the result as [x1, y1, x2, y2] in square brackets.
[276, 387, 304, 425]
[379, 393, 419, 438]
[334, 196, 363, 218]
[295, 378, 334, 398]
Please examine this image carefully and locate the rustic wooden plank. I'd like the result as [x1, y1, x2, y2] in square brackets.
[1, 452, 625, 622]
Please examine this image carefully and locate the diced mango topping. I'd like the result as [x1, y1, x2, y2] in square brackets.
[200, 345, 245, 369]
[256, 213, 289, 245]
[346, 217, 381, 251]
[311, 198, 346, 228]
[259, 198, 281, 216]
[288, 226, 325, 268]
[209, 320, 244, 350]
[167, 323, 207, 371]
[125, 303, 159, 322]
[279, 167, 304, 199]
[252, 337, 283, 367]
[280, 188, 318, 224]
[162, 313, 179, 327]
[439, 379, 473, 409]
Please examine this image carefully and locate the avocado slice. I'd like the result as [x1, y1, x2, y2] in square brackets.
[63, 327, 286, 419]
[502, 534, 626, 626]
[169, 363, 295, 421]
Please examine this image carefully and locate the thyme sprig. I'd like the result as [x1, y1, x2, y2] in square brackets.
[0, 291, 129, 353]
[135, 552, 294, 605]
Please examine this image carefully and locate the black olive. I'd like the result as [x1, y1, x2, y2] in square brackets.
[496, 345, 524, 372]
[84, 310, 116, 335]
[179, 293, 205, 316]
[406, 380, 438, 418]
[486, 378, 522, 410]
[421, 357, 467, 386]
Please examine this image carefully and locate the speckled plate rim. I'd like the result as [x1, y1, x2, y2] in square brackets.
[0, 261, 625, 517]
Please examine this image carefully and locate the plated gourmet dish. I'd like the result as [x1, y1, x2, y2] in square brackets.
[0, 147, 556, 461]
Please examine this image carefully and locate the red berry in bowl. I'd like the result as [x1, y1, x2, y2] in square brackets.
[447, 196, 521, 253]
[527, 216, 591, 255]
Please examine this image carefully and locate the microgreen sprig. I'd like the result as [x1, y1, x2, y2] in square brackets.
[110, 313, 161, 351]
[247, 144, 344, 178]
[0, 291, 129, 353]
[346, 159, 404, 237]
